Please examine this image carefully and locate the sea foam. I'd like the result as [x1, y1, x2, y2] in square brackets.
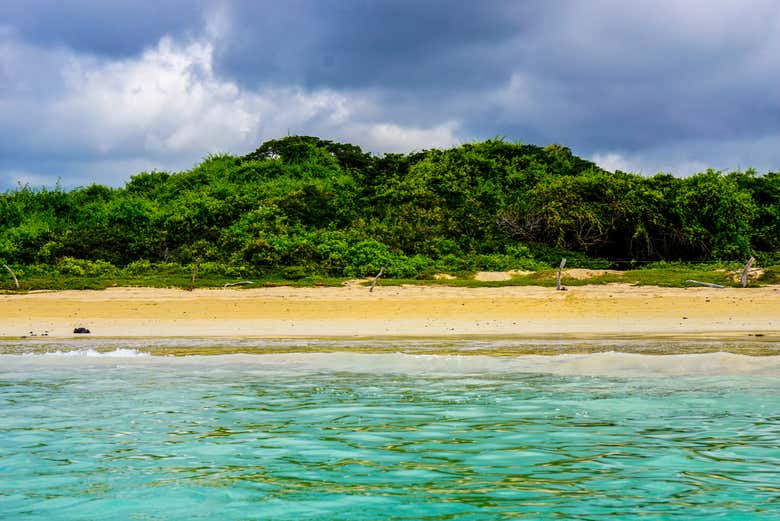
[5, 350, 780, 377]
[40, 348, 150, 357]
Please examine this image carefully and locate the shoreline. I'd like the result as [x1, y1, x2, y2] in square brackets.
[1, 284, 778, 339]
[2, 332, 778, 342]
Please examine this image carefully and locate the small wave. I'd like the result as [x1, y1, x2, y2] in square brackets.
[5, 349, 780, 377]
[41, 348, 150, 358]
[207, 351, 780, 377]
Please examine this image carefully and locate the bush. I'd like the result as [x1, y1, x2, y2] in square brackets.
[470, 253, 545, 271]
[384, 254, 434, 279]
[343, 240, 396, 278]
[755, 251, 780, 266]
[282, 265, 309, 280]
[640, 260, 742, 272]
[123, 259, 153, 275]
[197, 262, 251, 278]
[526, 244, 611, 269]
[758, 266, 780, 284]
[56, 257, 119, 277]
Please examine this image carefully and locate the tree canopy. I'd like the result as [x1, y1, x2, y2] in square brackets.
[1, 136, 778, 278]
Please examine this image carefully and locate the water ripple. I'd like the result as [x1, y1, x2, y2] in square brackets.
[1, 361, 779, 519]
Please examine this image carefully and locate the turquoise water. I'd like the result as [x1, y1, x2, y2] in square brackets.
[1, 343, 780, 519]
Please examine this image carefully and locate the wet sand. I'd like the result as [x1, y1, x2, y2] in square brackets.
[0, 284, 778, 339]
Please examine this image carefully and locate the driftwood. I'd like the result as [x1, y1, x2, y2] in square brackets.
[369, 267, 385, 293]
[740, 257, 755, 288]
[556, 258, 566, 291]
[686, 280, 725, 289]
[2, 264, 19, 289]
[223, 280, 254, 288]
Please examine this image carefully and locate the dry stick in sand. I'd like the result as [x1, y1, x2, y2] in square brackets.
[686, 280, 725, 289]
[188, 259, 199, 291]
[556, 258, 566, 291]
[741, 257, 756, 288]
[223, 280, 254, 288]
[2, 264, 19, 289]
[369, 267, 385, 293]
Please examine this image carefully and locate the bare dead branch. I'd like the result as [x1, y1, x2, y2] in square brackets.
[557, 258, 566, 291]
[686, 280, 725, 288]
[369, 267, 385, 293]
[741, 257, 755, 288]
[2, 264, 19, 289]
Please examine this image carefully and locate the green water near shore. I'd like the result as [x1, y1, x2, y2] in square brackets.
[2, 341, 779, 519]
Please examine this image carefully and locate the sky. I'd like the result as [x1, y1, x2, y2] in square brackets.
[2, 0, 780, 189]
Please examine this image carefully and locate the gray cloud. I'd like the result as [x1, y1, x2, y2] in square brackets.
[1, 0, 206, 56]
[2, 0, 780, 190]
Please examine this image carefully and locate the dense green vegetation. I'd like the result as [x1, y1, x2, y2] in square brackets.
[1, 136, 778, 289]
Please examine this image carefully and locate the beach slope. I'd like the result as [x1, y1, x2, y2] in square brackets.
[1, 284, 778, 338]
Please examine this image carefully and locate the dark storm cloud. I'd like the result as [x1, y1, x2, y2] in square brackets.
[438, 0, 780, 174]
[2, 0, 780, 189]
[2, 0, 206, 56]
[211, 0, 780, 162]
[215, 0, 528, 90]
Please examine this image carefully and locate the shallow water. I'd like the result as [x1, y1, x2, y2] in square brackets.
[2, 341, 779, 519]
[3, 336, 780, 357]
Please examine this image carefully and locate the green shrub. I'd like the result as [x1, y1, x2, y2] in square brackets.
[526, 244, 612, 269]
[198, 262, 251, 277]
[343, 240, 396, 278]
[282, 265, 309, 280]
[123, 259, 153, 275]
[56, 257, 119, 277]
[759, 266, 780, 284]
[384, 254, 434, 279]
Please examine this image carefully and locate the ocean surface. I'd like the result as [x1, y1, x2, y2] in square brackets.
[1, 339, 779, 520]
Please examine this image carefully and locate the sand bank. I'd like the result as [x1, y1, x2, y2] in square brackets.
[0, 284, 778, 338]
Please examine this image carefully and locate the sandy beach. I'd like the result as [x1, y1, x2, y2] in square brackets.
[1, 283, 778, 339]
